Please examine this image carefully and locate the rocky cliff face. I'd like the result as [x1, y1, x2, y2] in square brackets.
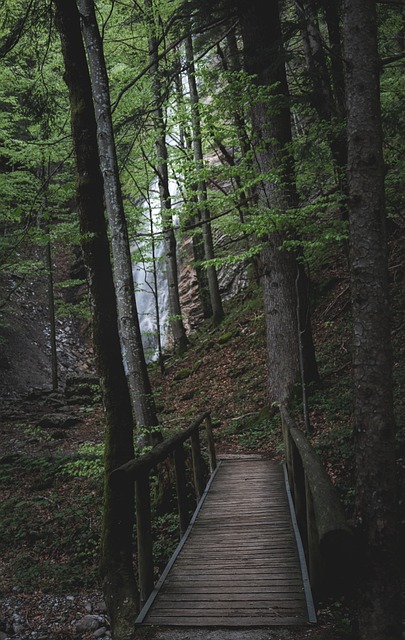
[0, 232, 250, 396]
[178, 232, 250, 334]
[0, 246, 94, 398]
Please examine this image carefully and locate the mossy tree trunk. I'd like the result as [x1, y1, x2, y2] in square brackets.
[78, 0, 160, 443]
[52, 1, 138, 637]
[343, 1, 401, 637]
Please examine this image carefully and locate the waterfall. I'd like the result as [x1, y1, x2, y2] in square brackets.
[132, 178, 180, 362]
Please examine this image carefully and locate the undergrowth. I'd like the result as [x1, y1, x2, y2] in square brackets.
[0, 455, 102, 594]
[0, 244, 403, 623]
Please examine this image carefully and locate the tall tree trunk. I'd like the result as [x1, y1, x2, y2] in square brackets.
[296, 0, 334, 121]
[38, 160, 58, 391]
[45, 236, 58, 391]
[237, 0, 319, 406]
[52, 2, 138, 637]
[225, 29, 251, 160]
[78, 0, 160, 440]
[343, 1, 401, 638]
[174, 65, 212, 319]
[39, 160, 58, 392]
[296, 0, 347, 195]
[184, 26, 225, 325]
[322, 0, 346, 120]
[144, 0, 189, 353]
[217, 31, 259, 279]
[149, 208, 165, 373]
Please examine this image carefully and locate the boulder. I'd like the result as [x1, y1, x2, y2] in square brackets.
[37, 414, 80, 430]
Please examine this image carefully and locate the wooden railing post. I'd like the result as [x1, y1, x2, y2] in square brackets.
[305, 477, 321, 598]
[174, 443, 189, 536]
[191, 429, 205, 501]
[136, 472, 154, 607]
[291, 439, 307, 556]
[205, 413, 217, 473]
[281, 411, 295, 498]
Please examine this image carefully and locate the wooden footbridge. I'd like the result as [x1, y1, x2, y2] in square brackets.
[111, 410, 353, 629]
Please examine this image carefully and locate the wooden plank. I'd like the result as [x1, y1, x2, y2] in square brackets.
[163, 579, 305, 587]
[157, 593, 306, 603]
[160, 585, 305, 593]
[138, 458, 313, 628]
[146, 617, 307, 623]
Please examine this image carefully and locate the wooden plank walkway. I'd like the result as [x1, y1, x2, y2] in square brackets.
[137, 457, 315, 627]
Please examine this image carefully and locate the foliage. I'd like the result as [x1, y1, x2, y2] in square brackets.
[61, 442, 104, 479]
[151, 512, 179, 576]
[0, 454, 102, 594]
[0, 0, 402, 297]
[222, 413, 282, 452]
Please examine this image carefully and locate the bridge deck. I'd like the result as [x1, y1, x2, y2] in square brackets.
[137, 457, 315, 627]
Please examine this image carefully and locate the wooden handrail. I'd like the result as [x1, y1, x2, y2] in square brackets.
[281, 406, 354, 600]
[109, 411, 211, 487]
[109, 411, 217, 608]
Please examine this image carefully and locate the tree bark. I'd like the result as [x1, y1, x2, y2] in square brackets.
[296, 0, 334, 122]
[297, 0, 348, 197]
[184, 25, 225, 325]
[78, 0, 160, 440]
[217, 32, 258, 271]
[237, 0, 319, 405]
[52, 1, 138, 637]
[38, 160, 58, 392]
[342, 1, 401, 637]
[174, 65, 212, 320]
[45, 236, 58, 392]
[322, 0, 346, 120]
[144, 0, 189, 353]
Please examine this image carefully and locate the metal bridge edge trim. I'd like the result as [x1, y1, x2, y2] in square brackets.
[282, 462, 317, 625]
[135, 460, 224, 625]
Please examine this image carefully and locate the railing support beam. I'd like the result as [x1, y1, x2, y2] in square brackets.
[205, 413, 217, 473]
[136, 473, 154, 607]
[174, 444, 189, 536]
[191, 429, 205, 501]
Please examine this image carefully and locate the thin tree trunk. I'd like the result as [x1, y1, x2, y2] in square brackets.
[322, 0, 346, 120]
[184, 27, 225, 325]
[78, 0, 160, 440]
[295, 0, 334, 121]
[343, 1, 401, 638]
[39, 161, 58, 392]
[217, 32, 259, 279]
[174, 66, 212, 319]
[296, 0, 347, 194]
[148, 200, 164, 373]
[52, 2, 138, 637]
[46, 237, 58, 391]
[144, 0, 189, 353]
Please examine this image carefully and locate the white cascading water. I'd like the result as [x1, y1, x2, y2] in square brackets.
[131, 177, 180, 362]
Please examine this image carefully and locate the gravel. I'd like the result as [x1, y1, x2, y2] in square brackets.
[0, 593, 110, 640]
